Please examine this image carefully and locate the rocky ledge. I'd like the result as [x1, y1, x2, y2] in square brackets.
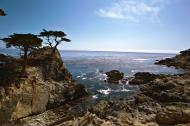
[0, 47, 88, 124]
[155, 49, 190, 70]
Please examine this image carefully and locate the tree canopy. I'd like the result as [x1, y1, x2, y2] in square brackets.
[2, 34, 42, 48]
[1, 33, 42, 75]
[39, 29, 71, 53]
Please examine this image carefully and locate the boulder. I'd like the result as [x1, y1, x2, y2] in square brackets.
[105, 70, 124, 84]
[63, 84, 89, 101]
[129, 72, 157, 85]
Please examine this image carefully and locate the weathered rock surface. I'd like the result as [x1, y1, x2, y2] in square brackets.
[127, 72, 190, 125]
[129, 72, 157, 85]
[0, 47, 88, 123]
[90, 100, 113, 118]
[156, 105, 190, 125]
[125, 49, 190, 125]
[105, 70, 124, 84]
[155, 49, 190, 70]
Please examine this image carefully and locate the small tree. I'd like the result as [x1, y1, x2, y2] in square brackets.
[0, 9, 6, 16]
[1, 34, 42, 75]
[39, 29, 71, 54]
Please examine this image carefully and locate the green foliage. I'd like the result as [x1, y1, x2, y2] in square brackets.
[1, 33, 42, 74]
[2, 34, 42, 48]
[39, 29, 71, 49]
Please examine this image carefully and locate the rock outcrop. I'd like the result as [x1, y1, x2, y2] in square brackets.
[0, 47, 88, 123]
[155, 49, 190, 70]
[105, 70, 124, 84]
[156, 105, 190, 125]
[127, 72, 190, 125]
[129, 72, 157, 85]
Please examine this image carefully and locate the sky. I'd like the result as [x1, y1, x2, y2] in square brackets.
[0, 0, 190, 53]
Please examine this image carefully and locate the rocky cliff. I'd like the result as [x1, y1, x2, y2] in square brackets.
[0, 47, 88, 123]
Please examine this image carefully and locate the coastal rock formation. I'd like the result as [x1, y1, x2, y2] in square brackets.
[125, 49, 190, 125]
[156, 105, 190, 125]
[90, 100, 113, 118]
[17, 49, 190, 126]
[0, 47, 88, 123]
[28, 47, 72, 82]
[105, 70, 124, 83]
[2, 48, 190, 126]
[129, 72, 157, 85]
[127, 73, 190, 125]
[155, 49, 190, 70]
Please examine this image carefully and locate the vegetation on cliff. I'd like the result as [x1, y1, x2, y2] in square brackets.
[1, 34, 42, 75]
[0, 29, 70, 80]
[39, 29, 71, 54]
[0, 30, 88, 123]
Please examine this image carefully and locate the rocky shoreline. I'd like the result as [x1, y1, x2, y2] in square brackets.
[1, 48, 190, 126]
[55, 49, 190, 126]
[0, 47, 88, 125]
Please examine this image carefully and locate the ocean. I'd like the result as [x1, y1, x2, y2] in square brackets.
[60, 50, 184, 101]
[0, 49, 184, 101]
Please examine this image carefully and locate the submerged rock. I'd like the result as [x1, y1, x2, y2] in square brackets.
[105, 70, 124, 84]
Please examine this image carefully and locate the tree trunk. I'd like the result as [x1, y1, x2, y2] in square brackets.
[22, 47, 28, 76]
[52, 42, 59, 55]
[52, 46, 57, 54]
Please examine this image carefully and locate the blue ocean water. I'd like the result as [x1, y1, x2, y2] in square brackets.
[60, 50, 184, 101]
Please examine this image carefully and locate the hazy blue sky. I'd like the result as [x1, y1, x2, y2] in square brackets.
[0, 0, 190, 53]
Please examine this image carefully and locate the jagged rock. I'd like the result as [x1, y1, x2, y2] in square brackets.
[28, 47, 72, 82]
[72, 84, 89, 99]
[156, 106, 190, 125]
[0, 47, 88, 123]
[139, 77, 190, 103]
[90, 100, 113, 118]
[155, 49, 190, 70]
[129, 72, 157, 85]
[0, 78, 49, 123]
[105, 70, 124, 84]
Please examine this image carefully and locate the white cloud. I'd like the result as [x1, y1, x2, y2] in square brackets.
[96, 0, 169, 22]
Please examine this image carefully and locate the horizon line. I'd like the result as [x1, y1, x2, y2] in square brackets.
[0, 47, 181, 54]
[58, 49, 180, 54]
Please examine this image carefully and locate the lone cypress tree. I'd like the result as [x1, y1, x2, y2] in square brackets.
[39, 29, 71, 54]
[1, 34, 42, 75]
